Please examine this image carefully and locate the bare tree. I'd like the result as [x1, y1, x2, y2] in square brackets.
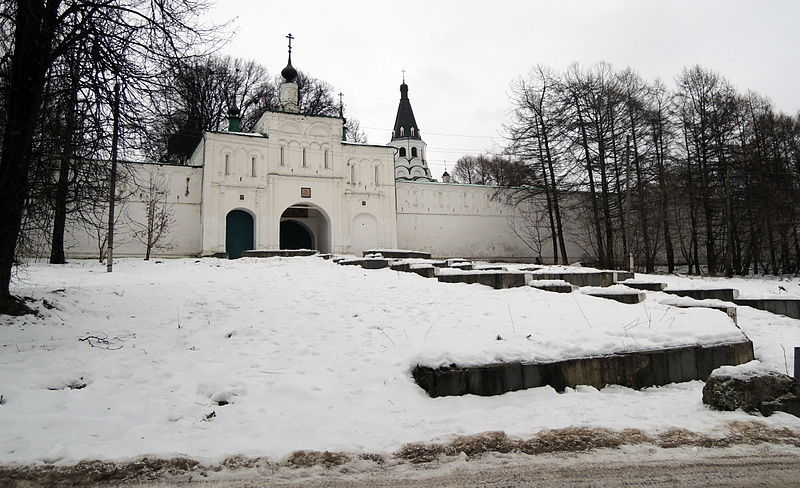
[0, 0, 220, 311]
[507, 200, 552, 263]
[129, 170, 174, 260]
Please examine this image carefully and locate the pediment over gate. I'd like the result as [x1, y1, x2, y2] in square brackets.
[307, 122, 331, 137]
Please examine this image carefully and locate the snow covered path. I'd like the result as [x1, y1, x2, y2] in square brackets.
[1, 258, 799, 465]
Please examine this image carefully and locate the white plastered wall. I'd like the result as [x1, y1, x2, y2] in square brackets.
[63, 163, 203, 258]
[395, 181, 582, 262]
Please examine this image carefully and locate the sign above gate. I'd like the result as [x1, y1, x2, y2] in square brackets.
[300, 187, 311, 198]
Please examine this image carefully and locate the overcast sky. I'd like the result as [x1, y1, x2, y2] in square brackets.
[209, 0, 800, 178]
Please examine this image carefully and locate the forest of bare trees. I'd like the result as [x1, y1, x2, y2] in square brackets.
[494, 62, 800, 276]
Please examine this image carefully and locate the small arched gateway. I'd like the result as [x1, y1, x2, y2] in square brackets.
[279, 203, 331, 253]
[226, 209, 254, 259]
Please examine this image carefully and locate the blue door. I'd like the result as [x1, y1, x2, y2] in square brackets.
[226, 210, 254, 259]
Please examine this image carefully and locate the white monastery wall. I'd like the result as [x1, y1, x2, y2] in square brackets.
[395, 181, 533, 261]
[396, 181, 584, 262]
[64, 163, 203, 258]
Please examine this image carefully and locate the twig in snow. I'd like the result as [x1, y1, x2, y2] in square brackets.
[403, 326, 409, 340]
[424, 322, 435, 343]
[781, 344, 789, 375]
[641, 301, 652, 329]
[658, 306, 672, 323]
[78, 333, 123, 350]
[570, 293, 592, 329]
[377, 326, 396, 345]
[507, 304, 516, 333]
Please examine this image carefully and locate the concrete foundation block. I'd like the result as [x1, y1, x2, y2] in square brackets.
[530, 283, 577, 293]
[466, 367, 505, 396]
[650, 351, 670, 386]
[585, 292, 646, 304]
[435, 368, 467, 397]
[502, 363, 524, 392]
[412, 340, 753, 397]
[361, 258, 391, 269]
[363, 250, 431, 259]
[665, 288, 739, 301]
[241, 249, 317, 258]
[522, 364, 544, 388]
[624, 282, 667, 291]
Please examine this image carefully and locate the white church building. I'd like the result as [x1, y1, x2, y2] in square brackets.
[64, 44, 573, 261]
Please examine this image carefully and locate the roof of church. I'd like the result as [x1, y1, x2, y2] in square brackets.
[392, 82, 420, 140]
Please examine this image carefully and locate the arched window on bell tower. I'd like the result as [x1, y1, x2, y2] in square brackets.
[399, 147, 406, 157]
[411, 147, 418, 158]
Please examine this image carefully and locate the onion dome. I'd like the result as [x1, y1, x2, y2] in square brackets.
[281, 54, 298, 83]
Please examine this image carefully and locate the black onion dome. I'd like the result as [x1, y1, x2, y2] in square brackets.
[227, 103, 240, 117]
[392, 81, 420, 140]
[442, 170, 450, 177]
[281, 54, 298, 83]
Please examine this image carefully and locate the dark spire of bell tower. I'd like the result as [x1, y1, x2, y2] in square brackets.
[392, 72, 420, 140]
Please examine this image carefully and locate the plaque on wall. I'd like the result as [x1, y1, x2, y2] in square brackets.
[301, 187, 311, 198]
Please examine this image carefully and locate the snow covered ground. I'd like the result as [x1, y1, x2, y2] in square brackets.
[1, 257, 799, 466]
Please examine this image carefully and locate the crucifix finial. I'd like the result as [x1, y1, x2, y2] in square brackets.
[338, 92, 344, 117]
[286, 33, 294, 54]
[401, 69, 406, 83]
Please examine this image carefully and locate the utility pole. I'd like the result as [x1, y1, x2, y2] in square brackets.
[624, 135, 634, 272]
[106, 83, 121, 273]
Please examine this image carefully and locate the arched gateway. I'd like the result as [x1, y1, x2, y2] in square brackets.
[279, 203, 331, 253]
[226, 210, 254, 259]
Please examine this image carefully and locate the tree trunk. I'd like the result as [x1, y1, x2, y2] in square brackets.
[628, 101, 653, 272]
[574, 94, 605, 267]
[539, 115, 569, 264]
[653, 124, 675, 273]
[50, 62, 79, 265]
[0, 0, 59, 300]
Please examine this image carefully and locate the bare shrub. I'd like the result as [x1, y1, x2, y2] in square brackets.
[286, 450, 351, 468]
[447, 431, 518, 458]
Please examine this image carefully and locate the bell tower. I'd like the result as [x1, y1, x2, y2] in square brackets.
[279, 33, 299, 113]
[389, 73, 433, 181]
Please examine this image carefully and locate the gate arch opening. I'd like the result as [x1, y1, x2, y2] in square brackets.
[279, 203, 330, 253]
[226, 209, 254, 259]
[280, 220, 313, 250]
